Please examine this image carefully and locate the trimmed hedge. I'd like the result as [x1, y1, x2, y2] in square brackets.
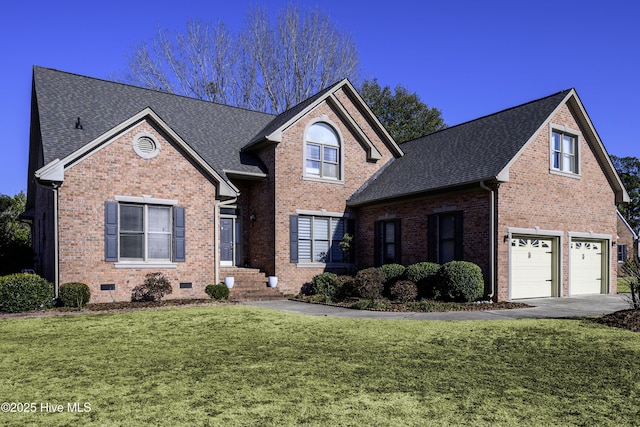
[205, 283, 229, 301]
[405, 262, 440, 298]
[438, 261, 484, 302]
[389, 280, 418, 303]
[311, 272, 338, 298]
[333, 275, 356, 301]
[355, 267, 384, 300]
[58, 282, 91, 308]
[0, 273, 54, 312]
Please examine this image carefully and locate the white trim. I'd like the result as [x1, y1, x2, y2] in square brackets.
[35, 158, 64, 182]
[115, 262, 177, 269]
[115, 195, 178, 205]
[132, 131, 160, 159]
[327, 94, 383, 160]
[223, 170, 268, 179]
[568, 231, 612, 241]
[617, 210, 638, 240]
[295, 209, 349, 217]
[549, 124, 581, 177]
[507, 227, 563, 237]
[302, 119, 344, 182]
[36, 107, 238, 198]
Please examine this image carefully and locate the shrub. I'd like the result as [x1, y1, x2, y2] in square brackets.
[621, 259, 640, 309]
[354, 298, 390, 310]
[405, 262, 441, 299]
[438, 261, 485, 302]
[355, 267, 384, 300]
[333, 275, 357, 301]
[205, 283, 229, 301]
[389, 280, 418, 303]
[311, 272, 338, 297]
[58, 282, 91, 309]
[131, 272, 173, 302]
[0, 273, 54, 312]
[380, 264, 406, 294]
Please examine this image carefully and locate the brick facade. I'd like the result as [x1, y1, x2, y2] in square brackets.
[616, 213, 637, 276]
[56, 120, 218, 303]
[496, 104, 617, 300]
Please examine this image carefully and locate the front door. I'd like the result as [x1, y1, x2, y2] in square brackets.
[220, 218, 234, 266]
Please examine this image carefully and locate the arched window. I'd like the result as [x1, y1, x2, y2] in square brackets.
[305, 122, 340, 180]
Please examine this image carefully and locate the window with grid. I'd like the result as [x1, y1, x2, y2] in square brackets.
[305, 122, 340, 180]
[551, 130, 578, 174]
[119, 204, 172, 261]
[298, 215, 345, 263]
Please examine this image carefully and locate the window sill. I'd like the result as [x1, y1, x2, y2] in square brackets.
[302, 176, 344, 185]
[550, 169, 581, 179]
[296, 262, 351, 268]
[114, 261, 177, 269]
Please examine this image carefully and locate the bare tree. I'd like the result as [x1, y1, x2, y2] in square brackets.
[123, 5, 359, 113]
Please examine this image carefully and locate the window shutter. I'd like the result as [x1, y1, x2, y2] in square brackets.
[290, 215, 299, 263]
[347, 219, 355, 264]
[394, 219, 402, 263]
[104, 201, 118, 262]
[173, 206, 186, 262]
[427, 214, 437, 263]
[374, 220, 383, 266]
[454, 211, 464, 260]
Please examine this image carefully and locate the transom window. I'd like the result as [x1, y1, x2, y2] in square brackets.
[298, 215, 345, 263]
[120, 204, 172, 261]
[305, 122, 340, 180]
[551, 130, 578, 174]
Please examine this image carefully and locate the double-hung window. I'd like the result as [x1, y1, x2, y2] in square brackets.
[618, 244, 628, 263]
[374, 219, 401, 265]
[305, 122, 340, 180]
[291, 215, 346, 264]
[104, 199, 185, 264]
[428, 211, 463, 264]
[120, 204, 172, 261]
[551, 130, 578, 174]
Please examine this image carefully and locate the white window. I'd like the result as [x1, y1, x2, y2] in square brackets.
[298, 215, 345, 263]
[120, 204, 172, 261]
[551, 130, 578, 174]
[305, 123, 340, 180]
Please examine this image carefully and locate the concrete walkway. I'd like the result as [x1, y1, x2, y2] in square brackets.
[244, 294, 630, 321]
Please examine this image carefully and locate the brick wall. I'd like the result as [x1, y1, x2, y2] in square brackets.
[268, 90, 397, 294]
[496, 103, 617, 300]
[355, 188, 492, 291]
[616, 214, 636, 276]
[57, 119, 218, 303]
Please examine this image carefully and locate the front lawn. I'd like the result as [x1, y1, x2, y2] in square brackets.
[1, 306, 639, 426]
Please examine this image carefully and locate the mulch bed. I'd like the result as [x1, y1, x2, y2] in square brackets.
[290, 297, 531, 312]
[591, 309, 640, 332]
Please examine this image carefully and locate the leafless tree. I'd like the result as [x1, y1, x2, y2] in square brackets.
[123, 5, 359, 113]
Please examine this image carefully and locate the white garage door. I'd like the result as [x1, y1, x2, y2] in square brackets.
[570, 240, 603, 295]
[511, 237, 554, 299]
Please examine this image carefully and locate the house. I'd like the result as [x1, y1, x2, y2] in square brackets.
[25, 67, 400, 302]
[349, 89, 629, 300]
[26, 66, 629, 302]
[616, 210, 637, 275]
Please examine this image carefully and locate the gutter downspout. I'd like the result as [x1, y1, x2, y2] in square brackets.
[480, 181, 495, 300]
[53, 185, 59, 298]
[217, 196, 238, 285]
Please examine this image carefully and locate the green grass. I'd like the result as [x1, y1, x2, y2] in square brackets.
[1, 306, 640, 426]
[619, 277, 632, 293]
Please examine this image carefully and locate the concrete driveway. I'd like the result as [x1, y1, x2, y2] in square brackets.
[244, 294, 630, 321]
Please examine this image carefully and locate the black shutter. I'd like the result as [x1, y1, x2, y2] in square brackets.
[454, 211, 464, 260]
[173, 206, 186, 262]
[374, 220, 383, 266]
[290, 215, 298, 263]
[394, 219, 402, 264]
[104, 201, 118, 262]
[427, 214, 437, 263]
[347, 219, 355, 264]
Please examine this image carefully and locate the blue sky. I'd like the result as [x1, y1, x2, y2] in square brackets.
[2, 0, 639, 196]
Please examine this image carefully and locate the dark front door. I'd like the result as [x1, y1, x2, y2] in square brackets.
[220, 218, 234, 266]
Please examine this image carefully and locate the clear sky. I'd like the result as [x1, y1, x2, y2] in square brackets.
[2, 0, 639, 196]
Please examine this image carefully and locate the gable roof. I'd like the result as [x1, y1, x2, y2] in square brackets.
[243, 78, 403, 159]
[349, 89, 629, 206]
[32, 66, 276, 184]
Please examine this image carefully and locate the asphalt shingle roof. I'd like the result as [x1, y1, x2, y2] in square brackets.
[33, 66, 276, 178]
[348, 89, 572, 205]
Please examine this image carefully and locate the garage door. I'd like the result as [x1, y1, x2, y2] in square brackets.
[570, 240, 603, 295]
[511, 237, 554, 299]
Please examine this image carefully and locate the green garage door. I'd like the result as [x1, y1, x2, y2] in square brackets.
[510, 237, 554, 299]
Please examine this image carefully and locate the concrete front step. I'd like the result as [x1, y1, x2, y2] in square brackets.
[221, 267, 285, 302]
